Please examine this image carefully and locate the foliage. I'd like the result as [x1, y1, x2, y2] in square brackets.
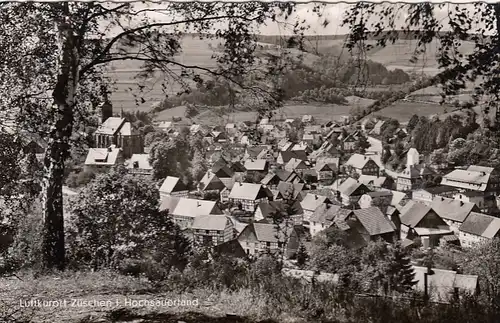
[149, 137, 191, 182]
[296, 243, 309, 268]
[190, 150, 208, 184]
[144, 130, 169, 147]
[67, 166, 191, 272]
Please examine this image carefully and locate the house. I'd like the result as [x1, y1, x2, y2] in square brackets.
[399, 200, 453, 247]
[228, 182, 273, 211]
[357, 175, 393, 190]
[159, 176, 189, 198]
[342, 134, 357, 152]
[244, 159, 269, 178]
[212, 131, 228, 143]
[276, 151, 308, 165]
[254, 200, 304, 225]
[344, 154, 380, 176]
[192, 215, 235, 246]
[412, 186, 460, 206]
[300, 193, 332, 222]
[431, 196, 479, 234]
[396, 164, 434, 192]
[256, 148, 276, 163]
[244, 145, 269, 161]
[284, 158, 310, 176]
[453, 191, 498, 214]
[237, 222, 300, 258]
[302, 115, 314, 124]
[347, 207, 397, 242]
[94, 116, 143, 158]
[369, 120, 386, 136]
[199, 171, 226, 193]
[225, 123, 237, 135]
[211, 162, 235, 188]
[441, 165, 500, 194]
[304, 125, 322, 134]
[84, 146, 124, 172]
[274, 181, 306, 201]
[309, 143, 342, 162]
[309, 203, 342, 236]
[333, 177, 371, 206]
[412, 266, 478, 303]
[125, 153, 153, 176]
[291, 142, 312, 154]
[168, 198, 224, 229]
[459, 212, 500, 248]
[261, 170, 301, 190]
[278, 139, 294, 151]
[314, 162, 336, 182]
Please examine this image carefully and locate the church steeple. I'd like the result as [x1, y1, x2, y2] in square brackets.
[120, 107, 124, 119]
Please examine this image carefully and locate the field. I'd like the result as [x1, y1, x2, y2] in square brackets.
[372, 101, 448, 122]
[106, 34, 478, 119]
[154, 97, 376, 126]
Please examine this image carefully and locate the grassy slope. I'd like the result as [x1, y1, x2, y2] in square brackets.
[0, 272, 283, 323]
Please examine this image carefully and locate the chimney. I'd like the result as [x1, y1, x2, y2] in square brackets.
[441, 197, 444, 201]
[460, 201, 464, 206]
[107, 146, 112, 152]
[482, 171, 486, 176]
[315, 195, 318, 200]
[197, 201, 201, 207]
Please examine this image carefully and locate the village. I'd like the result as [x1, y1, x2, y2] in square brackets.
[68, 99, 497, 304]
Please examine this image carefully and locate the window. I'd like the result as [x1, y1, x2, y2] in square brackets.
[266, 242, 270, 247]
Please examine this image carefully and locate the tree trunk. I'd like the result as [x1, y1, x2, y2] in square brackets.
[42, 17, 79, 271]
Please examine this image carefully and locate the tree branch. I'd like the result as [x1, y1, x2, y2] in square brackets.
[80, 14, 263, 77]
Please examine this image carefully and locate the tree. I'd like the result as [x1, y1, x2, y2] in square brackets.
[149, 139, 180, 180]
[190, 150, 208, 184]
[296, 243, 308, 268]
[1, 2, 322, 270]
[184, 103, 199, 119]
[358, 240, 416, 295]
[67, 166, 190, 272]
[407, 115, 420, 133]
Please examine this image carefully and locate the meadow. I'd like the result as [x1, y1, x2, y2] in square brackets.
[154, 97, 376, 126]
[372, 101, 448, 122]
[106, 34, 479, 124]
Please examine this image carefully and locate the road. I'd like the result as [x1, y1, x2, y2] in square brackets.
[366, 136, 400, 179]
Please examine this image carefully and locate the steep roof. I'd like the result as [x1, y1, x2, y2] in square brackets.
[159, 176, 187, 194]
[309, 203, 343, 224]
[399, 200, 433, 227]
[95, 117, 126, 135]
[353, 207, 396, 236]
[252, 222, 295, 243]
[399, 164, 434, 179]
[199, 172, 226, 191]
[276, 181, 304, 200]
[244, 159, 268, 171]
[338, 177, 368, 197]
[229, 183, 271, 200]
[301, 193, 330, 211]
[431, 196, 477, 223]
[159, 196, 181, 212]
[345, 154, 377, 170]
[192, 215, 232, 231]
[459, 212, 500, 238]
[279, 151, 308, 163]
[285, 158, 308, 170]
[171, 198, 221, 218]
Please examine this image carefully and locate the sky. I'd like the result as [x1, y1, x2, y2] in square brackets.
[117, 1, 482, 36]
